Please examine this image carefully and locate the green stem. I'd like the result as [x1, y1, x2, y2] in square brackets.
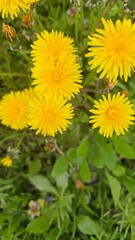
[88, 8, 94, 34]
[75, 1, 79, 46]
[80, 0, 84, 42]
[15, 131, 25, 150]
[71, 211, 77, 238]
[63, 0, 66, 14]
[19, 50, 31, 64]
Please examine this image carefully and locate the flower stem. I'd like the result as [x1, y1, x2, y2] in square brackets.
[80, 0, 84, 42]
[75, 1, 79, 46]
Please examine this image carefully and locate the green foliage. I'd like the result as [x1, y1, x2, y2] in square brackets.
[0, 0, 135, 239]
[77, 215, 104, 237]
[27, 215, 51, 234]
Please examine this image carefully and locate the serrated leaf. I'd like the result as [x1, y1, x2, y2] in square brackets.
[106, 172, 121, 207]
[28, 175, 57, 194]
[27, 215, 50, 234]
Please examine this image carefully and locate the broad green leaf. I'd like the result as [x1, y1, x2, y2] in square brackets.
[77, 137, 89, 160]
[112, 164, 125, 177]
[51, 156, 69, 178]
[77, 215, 103, 237]
[91, 141, 117, 170]
[106, 172, 121, 207]
[80, 159, 90, 183]
[103, 143, 117, 170]
[121, 176, 135, 196]
[28, 175, 57, 194]
[91, 145, 104, 169]
[27, 215, 50, 234]
[113, 137, 135, 159]
[67, 148, 76, 160]
[67, 148, 83, 167]
[56, 172, 69, 190]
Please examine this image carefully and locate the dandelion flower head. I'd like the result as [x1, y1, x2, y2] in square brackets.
[31, 30, 82, 99]
[0, 91, 29, 130]
[89, 92, 135, 138]
[31, 30, 77, 63]
[32, 54, 82, 100]
[86, 18, 135, 82]
[22, 87, 38, 102]
[28, 96, 74, 137]
[1, 156, 12, 167]
[0, 0, 39, 19]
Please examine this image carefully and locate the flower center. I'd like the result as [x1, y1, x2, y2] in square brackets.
[114, 37, 127, 57]
[53, 73, 61, 82]
[13, 107, 21, 115]
[46, 112, 54, 121]
[107, 108, 118, 119]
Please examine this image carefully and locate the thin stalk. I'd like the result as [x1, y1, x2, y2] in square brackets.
[63, 0, 66, 14]
[80, 0, 84, 42]
[75, 0, 79, 46]
[15, 131, 26, 150]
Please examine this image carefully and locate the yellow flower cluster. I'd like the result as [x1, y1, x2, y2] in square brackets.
[0, 31, 82, 137]
[31, 30, 82, 99]
[0, 11, 135, 139]
[86, 18, 135, 138]
[0, 0, 39, 19]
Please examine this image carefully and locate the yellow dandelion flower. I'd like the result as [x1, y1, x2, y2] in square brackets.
[22, 87, 38, 102]
[86, 18, 135, 82]
[89, 92, 135, 138]
[0, 91, 29, 130]
[0, 0, 39, 19]
[1, 156, 12, 167]
[32, 55, 82, 100]
[28, 97, 74, 137]
[31, 30, 77, 63]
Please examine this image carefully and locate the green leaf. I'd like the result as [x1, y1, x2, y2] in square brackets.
[80, 159, 90, 183]
[91, 141, 117, 170]
[56, 172, 69, 190]
[113, 137, 135, 159]
[121, 176, 135, 196]
[112, 164, 125, 177]
[91, 145, 104, 169]
[51, 156, 69, 178]
[27, 215, 50, 234]
[103, 143, 117, 170]
[106, 172, 121, 207]
[77, 137, 89, 160]
[29, 158, 41, 174]
[28, 175, 57, 194]
[77, 215, 103, 237]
